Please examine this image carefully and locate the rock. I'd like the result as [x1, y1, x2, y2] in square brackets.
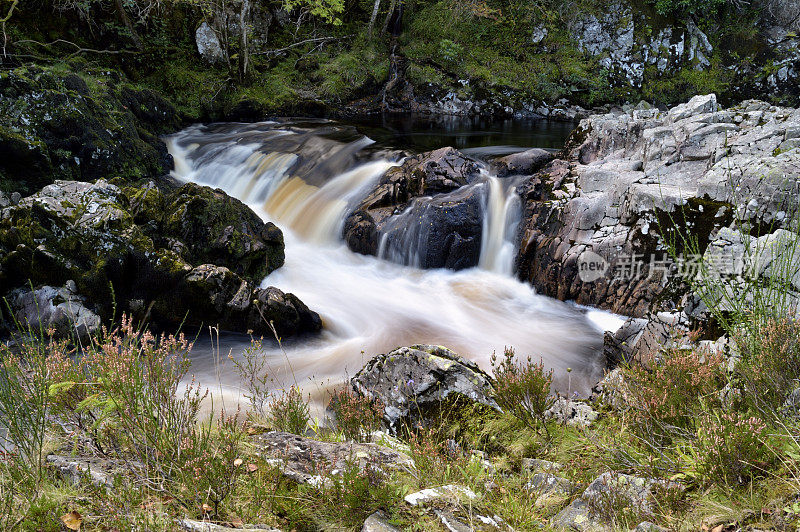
[195, 21, 226, 64]
[178, 520, 280, 532]
[493, 148, 555, 176]
[343, 148, 486, 269]
[0, 179, 319, 337]
[46, 454, 118, 488]
[0, 64, 176, 196]
[516, 95, 800, 319]
[250, 431, 414, 485]
[589, 368, 630, 410]
[164, 182, 285, 282]
[526, 472, 575, 497]
[545, 398, 598, 428]
[551, 472, 682, 531]
[404, 484, 478, 506]
[168, 264, 321, 337]
[351, 345, 499, 430]
[376, 184, 484, 269]
[362, 512, 402, 532]
[9, 283, 101, 341]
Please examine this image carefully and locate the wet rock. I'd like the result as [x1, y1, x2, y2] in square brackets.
[545, 398, 598, 428]
[9, 283, 101, 341]
[493, 148, 555, 176]
[552, 472, 682, 531]
[250, 431, 414, 485]
[343, 147, 485, 269]
[351, 345, 499, 430]
[195, 21, 226, 64]
[362, 512, 402, 532]
[170, 264, 321, 337]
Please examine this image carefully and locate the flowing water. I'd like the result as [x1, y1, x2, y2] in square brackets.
[166, 117, 623, 413]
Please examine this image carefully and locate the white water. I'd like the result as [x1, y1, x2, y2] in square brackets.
[166, 121, 623, 412]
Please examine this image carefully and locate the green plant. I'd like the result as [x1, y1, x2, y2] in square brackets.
[490, 348, 554, 437]
[621, 347, 725, 444]
[231, 337, 272, 421]
[328, 387, 384, 442]
[695, 411, 771, 486]
[268, 385, 310, 435]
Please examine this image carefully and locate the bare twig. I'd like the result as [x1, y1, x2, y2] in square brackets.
[253, 35, 350, 57]
[13, 38, 138, 57]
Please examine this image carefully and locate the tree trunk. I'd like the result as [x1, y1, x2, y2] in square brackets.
[238, 0, 251, 81]
[380, 0, 396, 34]
[368, 0, 381, 36]
[113, 0, 143, 49]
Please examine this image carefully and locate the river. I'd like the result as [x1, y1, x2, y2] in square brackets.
[165, 115, 623, 414]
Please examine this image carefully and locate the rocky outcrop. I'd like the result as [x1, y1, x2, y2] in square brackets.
[0, 179, 319, 337]
[0, 65, 178, 196]
[343, 148, 487, 269]
[493, 148, 555, 177]
[552, 472, 682, 531]
[250, 431, 414, 485]
[517, 95, 800, 317]
[195, 21, 226, 64]
[351, 345, 499, 430]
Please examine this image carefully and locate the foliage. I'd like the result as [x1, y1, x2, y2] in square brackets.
[328, 387, 384, 442]
[621, 348, 725, 443]
[231, 337, 271, 420]
[695, 411, 771, 486]
[283, 0, 345, 25]
[267, 385, 310, 434]
[491, 347, 554, 436]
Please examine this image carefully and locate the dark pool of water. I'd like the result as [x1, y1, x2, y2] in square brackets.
[344, 113, 577, 156]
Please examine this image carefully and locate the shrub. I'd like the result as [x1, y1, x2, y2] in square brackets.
[621, 347, 725, 443]
[490, 348, 554, 436]
[268, 386, 310, 435]
[231, 337, 272, 421]
[695, 411, 771, 485]
[734, 316, 800, 413]
[328, 387, 384, 442]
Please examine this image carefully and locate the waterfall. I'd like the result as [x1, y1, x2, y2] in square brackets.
[166, 120, 618, 414]
[479, 175, 523, 275]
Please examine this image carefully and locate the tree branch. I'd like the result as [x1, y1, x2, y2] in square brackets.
[252, 35, 350, 57]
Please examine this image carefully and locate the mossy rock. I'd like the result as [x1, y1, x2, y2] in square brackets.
[0, 64, 178, 196]
[163, 182, 285, 282]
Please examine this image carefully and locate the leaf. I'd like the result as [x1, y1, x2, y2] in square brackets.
[61, 510, 82, 531]
[202, 503, 213, 514]
[233, 458, 243, 467]
[49, 381, 76, 397]
[247, 463, 258, 473]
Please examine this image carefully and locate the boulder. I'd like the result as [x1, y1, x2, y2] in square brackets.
[0, 65, 177, 196]
[404, 485, 478, 506]
[0, 179, 318, 337]
[362, 512, 402, 532]
[493, 148, 554, 176]
[544, 398, 598, 428]
[179, 520, 280, 532]
[164, 182, 285, 282]
[516, 95, 800, 319]
[343, 147, 486, 269]
[551, 472, 682, 531]
[195, 21, 226, 64]
[351, 345, 499, 430]
[250, 431, 414, 485]
[8, 283, 100, 341]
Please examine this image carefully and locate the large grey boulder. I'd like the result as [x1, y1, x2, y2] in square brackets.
[493, 148, 555, 176]
[9, 282, 101, 341]
[351, 345, 500, 430]
[517, 95, 800, 319]
[195, 22, 226, 64]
